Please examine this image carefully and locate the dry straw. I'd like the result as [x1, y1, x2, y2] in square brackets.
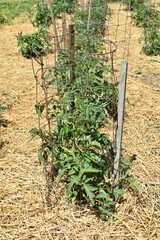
[0, 2, 160, 240]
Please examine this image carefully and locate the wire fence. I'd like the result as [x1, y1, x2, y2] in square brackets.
[33, 0, 132, 132]
[30, 0, 159, 205]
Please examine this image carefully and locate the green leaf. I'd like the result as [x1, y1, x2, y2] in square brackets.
[37, 149, 43, 163]
[58, 168, 67, 182]
[28, 128, 39, 142]
[121, 158, 133, 167]
[113, 189, 125, 195]
[96, 191, 109, 200]
[90, 140, 101, 149]
[61, 146, 76, 161]
[83, 184, 97, 205]
[81, 166, 101, 174]
[68, 168, 77, 175]
[0, 106, 7, 112]
[131, 179, 142, 191]
[35, 103, 45, 117]
[125, 98, 130, 104]
[67, 175, 81, 193]
[69, 175, 81, 186]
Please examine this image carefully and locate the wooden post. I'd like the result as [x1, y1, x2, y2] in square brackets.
[62, 13, 67, 48]
[104, 0, 107, 18]
[128, 0, 131, 11]
[87, 0, 92, 30]
[113, 61, 128, 201]
[69, 24, 75, 83]
[148, 0, 151, 23]
[48, 0, 60, 49]
[102, 0, 107, 36]
[81, 0, 85, 10]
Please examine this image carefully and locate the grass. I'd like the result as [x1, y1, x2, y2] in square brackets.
[0, 0, 38, 25]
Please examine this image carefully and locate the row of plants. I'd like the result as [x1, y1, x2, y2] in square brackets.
[17, 0, 75, 58]
[124, 0, 160, 56]
[0, 0, 35, 25]
[18, 0, 139, 220]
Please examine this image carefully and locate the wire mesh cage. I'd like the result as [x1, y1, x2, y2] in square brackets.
[17, 0, 159, 217]
[28, 0, 134, 206]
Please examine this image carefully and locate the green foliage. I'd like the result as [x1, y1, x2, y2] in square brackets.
[31, 2, 51, 28]
[119, 157, 142, 191]
[0, 0, 35, 25]
[0, 106, 7, 112]
[30, 0, 75, 28]
[51, 0, 75, 17]
[123, 0, 144, 11]
[73, 4, 111, 38]
[17, 27, 52, 59]
[132, 5, 160, 27]
[28, 0, 140, 220]
[31, 48, 125, 219]
[0, 105, 7, 127]
[141, 21, 160, 56]
[130, 2, 160, 56]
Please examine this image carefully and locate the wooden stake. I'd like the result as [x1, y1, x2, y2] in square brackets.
[69, 24, 75, 83]
[87, 0, 92, 30]
[128, 0, 131, 11]
[48, 0, 60, 49]
[102, 0, 107, 36]
[113, 61, 128, 201]
[104, 0, 107, 18]
[62, 13, 67, 48]
[81, 0, 85, 10]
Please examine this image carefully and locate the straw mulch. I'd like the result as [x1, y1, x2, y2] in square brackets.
[0, 3, 160, 240]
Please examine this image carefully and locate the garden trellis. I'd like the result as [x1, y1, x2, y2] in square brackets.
[28, 0, 133, 218]
[20, 0, 159, 218]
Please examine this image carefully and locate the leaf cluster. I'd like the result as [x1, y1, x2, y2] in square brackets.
[141, 21, 160, 56]
[123, 0, 144, 11]
[132, 4, 160, 28]
[30, 0, 75, 28]
[30, 2, 52, 28]
[17, 27, 51, 59]
[131, 4, 160, 56]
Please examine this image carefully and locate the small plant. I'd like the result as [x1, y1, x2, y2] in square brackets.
[123, 0, 144, 11]
[132, 5, 160, 27]
[17, 27, 52, 59]
[30, 2, 51, 28]
[0, 14, 7, 24]
[51, 0, 75, 17]
[0, 105, 7, 127]
[30, 0, 75, 28]
[141, 21, 160, 56]
[0, 105, 6, 116]
[130, 3, 160, 56]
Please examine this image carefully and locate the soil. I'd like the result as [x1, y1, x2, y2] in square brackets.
[0, 3, 160, 240]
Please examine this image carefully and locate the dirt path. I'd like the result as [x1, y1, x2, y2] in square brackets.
[0, 8, 160, 240]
